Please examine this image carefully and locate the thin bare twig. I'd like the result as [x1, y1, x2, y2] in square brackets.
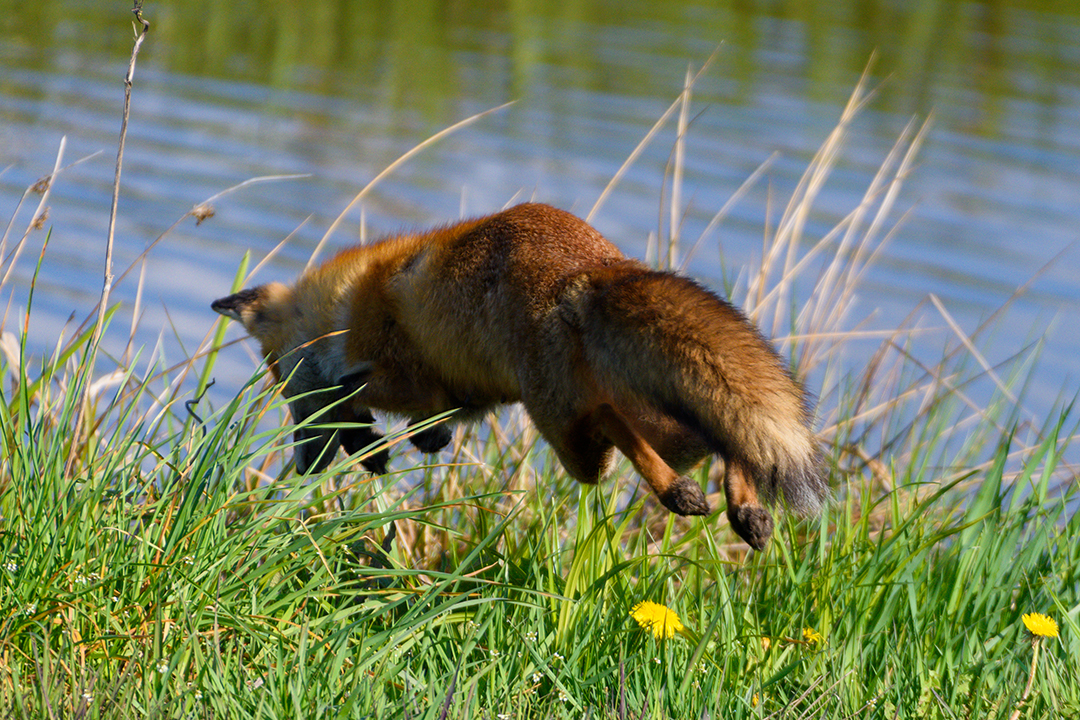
[587, 47, 720, 225]
[307, 101, 516, 270]
[666, 63, 693, 270]
[98, 2, 150, 358]
[65, 2, 150, 477]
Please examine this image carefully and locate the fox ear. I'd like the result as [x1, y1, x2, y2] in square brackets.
[211, 287, 264, 321]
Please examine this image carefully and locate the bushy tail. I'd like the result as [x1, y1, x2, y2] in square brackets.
[576, 266, 828, 514]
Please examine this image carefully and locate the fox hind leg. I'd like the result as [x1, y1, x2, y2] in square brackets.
[592, 403, 774, 549]
[547, 414, 618, 485]
[527, 398, 708, 516]
[522, 403, 617, 487]
[723, 460, 773, 550]
[590, 404, 710, 516]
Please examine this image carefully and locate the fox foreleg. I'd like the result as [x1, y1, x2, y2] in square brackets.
[407, 424, 454, 453]
[338, 407, 391, 475]
[337, 366, 456, 455]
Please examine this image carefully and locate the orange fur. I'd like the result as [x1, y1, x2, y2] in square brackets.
[212, 203, 827, 548]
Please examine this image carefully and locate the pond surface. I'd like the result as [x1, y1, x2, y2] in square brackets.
[1, 1, 1078, 464]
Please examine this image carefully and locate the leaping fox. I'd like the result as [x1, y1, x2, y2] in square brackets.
[212, 203, 827, 549]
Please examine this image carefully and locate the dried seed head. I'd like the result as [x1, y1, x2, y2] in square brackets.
[192, 203, 215, 226]
[31, 207, 50, 230]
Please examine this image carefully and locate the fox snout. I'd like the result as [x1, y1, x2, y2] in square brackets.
[211, 288, 262, 321]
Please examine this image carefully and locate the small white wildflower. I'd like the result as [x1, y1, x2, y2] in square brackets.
[552, 651, 564, 662]
[182, 556, 194, 566]
[75, 574, 89, 585]
[653, 657, 661, 664]
[23, 603, 36, 616]
[497, 714, 512, 720]
[4, 562, 17, 573]
[194, 689, 203, 700]
[558, 689, 569, 703]
[157, 662, 168, 674]
[489, 649, 499, 657]
[81, 691, 93, 702]
[525, 631, 538, 642]
[530, 672, 542, 684]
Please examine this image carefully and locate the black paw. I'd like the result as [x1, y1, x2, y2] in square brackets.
[727, 505, 774, 550]
[659, 476, 711, 516]
[341, 426, 389, 475]
[294, 429, 340, 476]
[410, 424, 453, 454]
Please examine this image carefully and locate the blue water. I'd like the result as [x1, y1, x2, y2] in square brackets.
[1, 1, 1077, 476]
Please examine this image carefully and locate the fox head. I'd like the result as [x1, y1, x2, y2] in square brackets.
[211, 283, 297, 377]
[212, 283, 351, 474]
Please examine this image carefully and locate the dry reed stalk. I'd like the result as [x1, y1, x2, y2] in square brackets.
[64, 2, 149, 478]
[307, 101, 516, 270]
[587, 48, 720, 225]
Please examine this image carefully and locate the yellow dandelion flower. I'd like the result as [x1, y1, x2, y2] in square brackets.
[630, 601, 685, 639]
[760, 636, 771, 652]
[751, 694, 760, 707]
[1022, 613, 1059, 638]
[802, 627, 825, 645]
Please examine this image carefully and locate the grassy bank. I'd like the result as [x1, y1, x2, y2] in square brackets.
[0, 313, 1076, 719]
[0, 375, 1076, 719]
[1, 54, 1078, 720]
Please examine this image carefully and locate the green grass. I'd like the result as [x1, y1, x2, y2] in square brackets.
[1, 72, 1078, 719]
[0, 347, 1076, 719]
